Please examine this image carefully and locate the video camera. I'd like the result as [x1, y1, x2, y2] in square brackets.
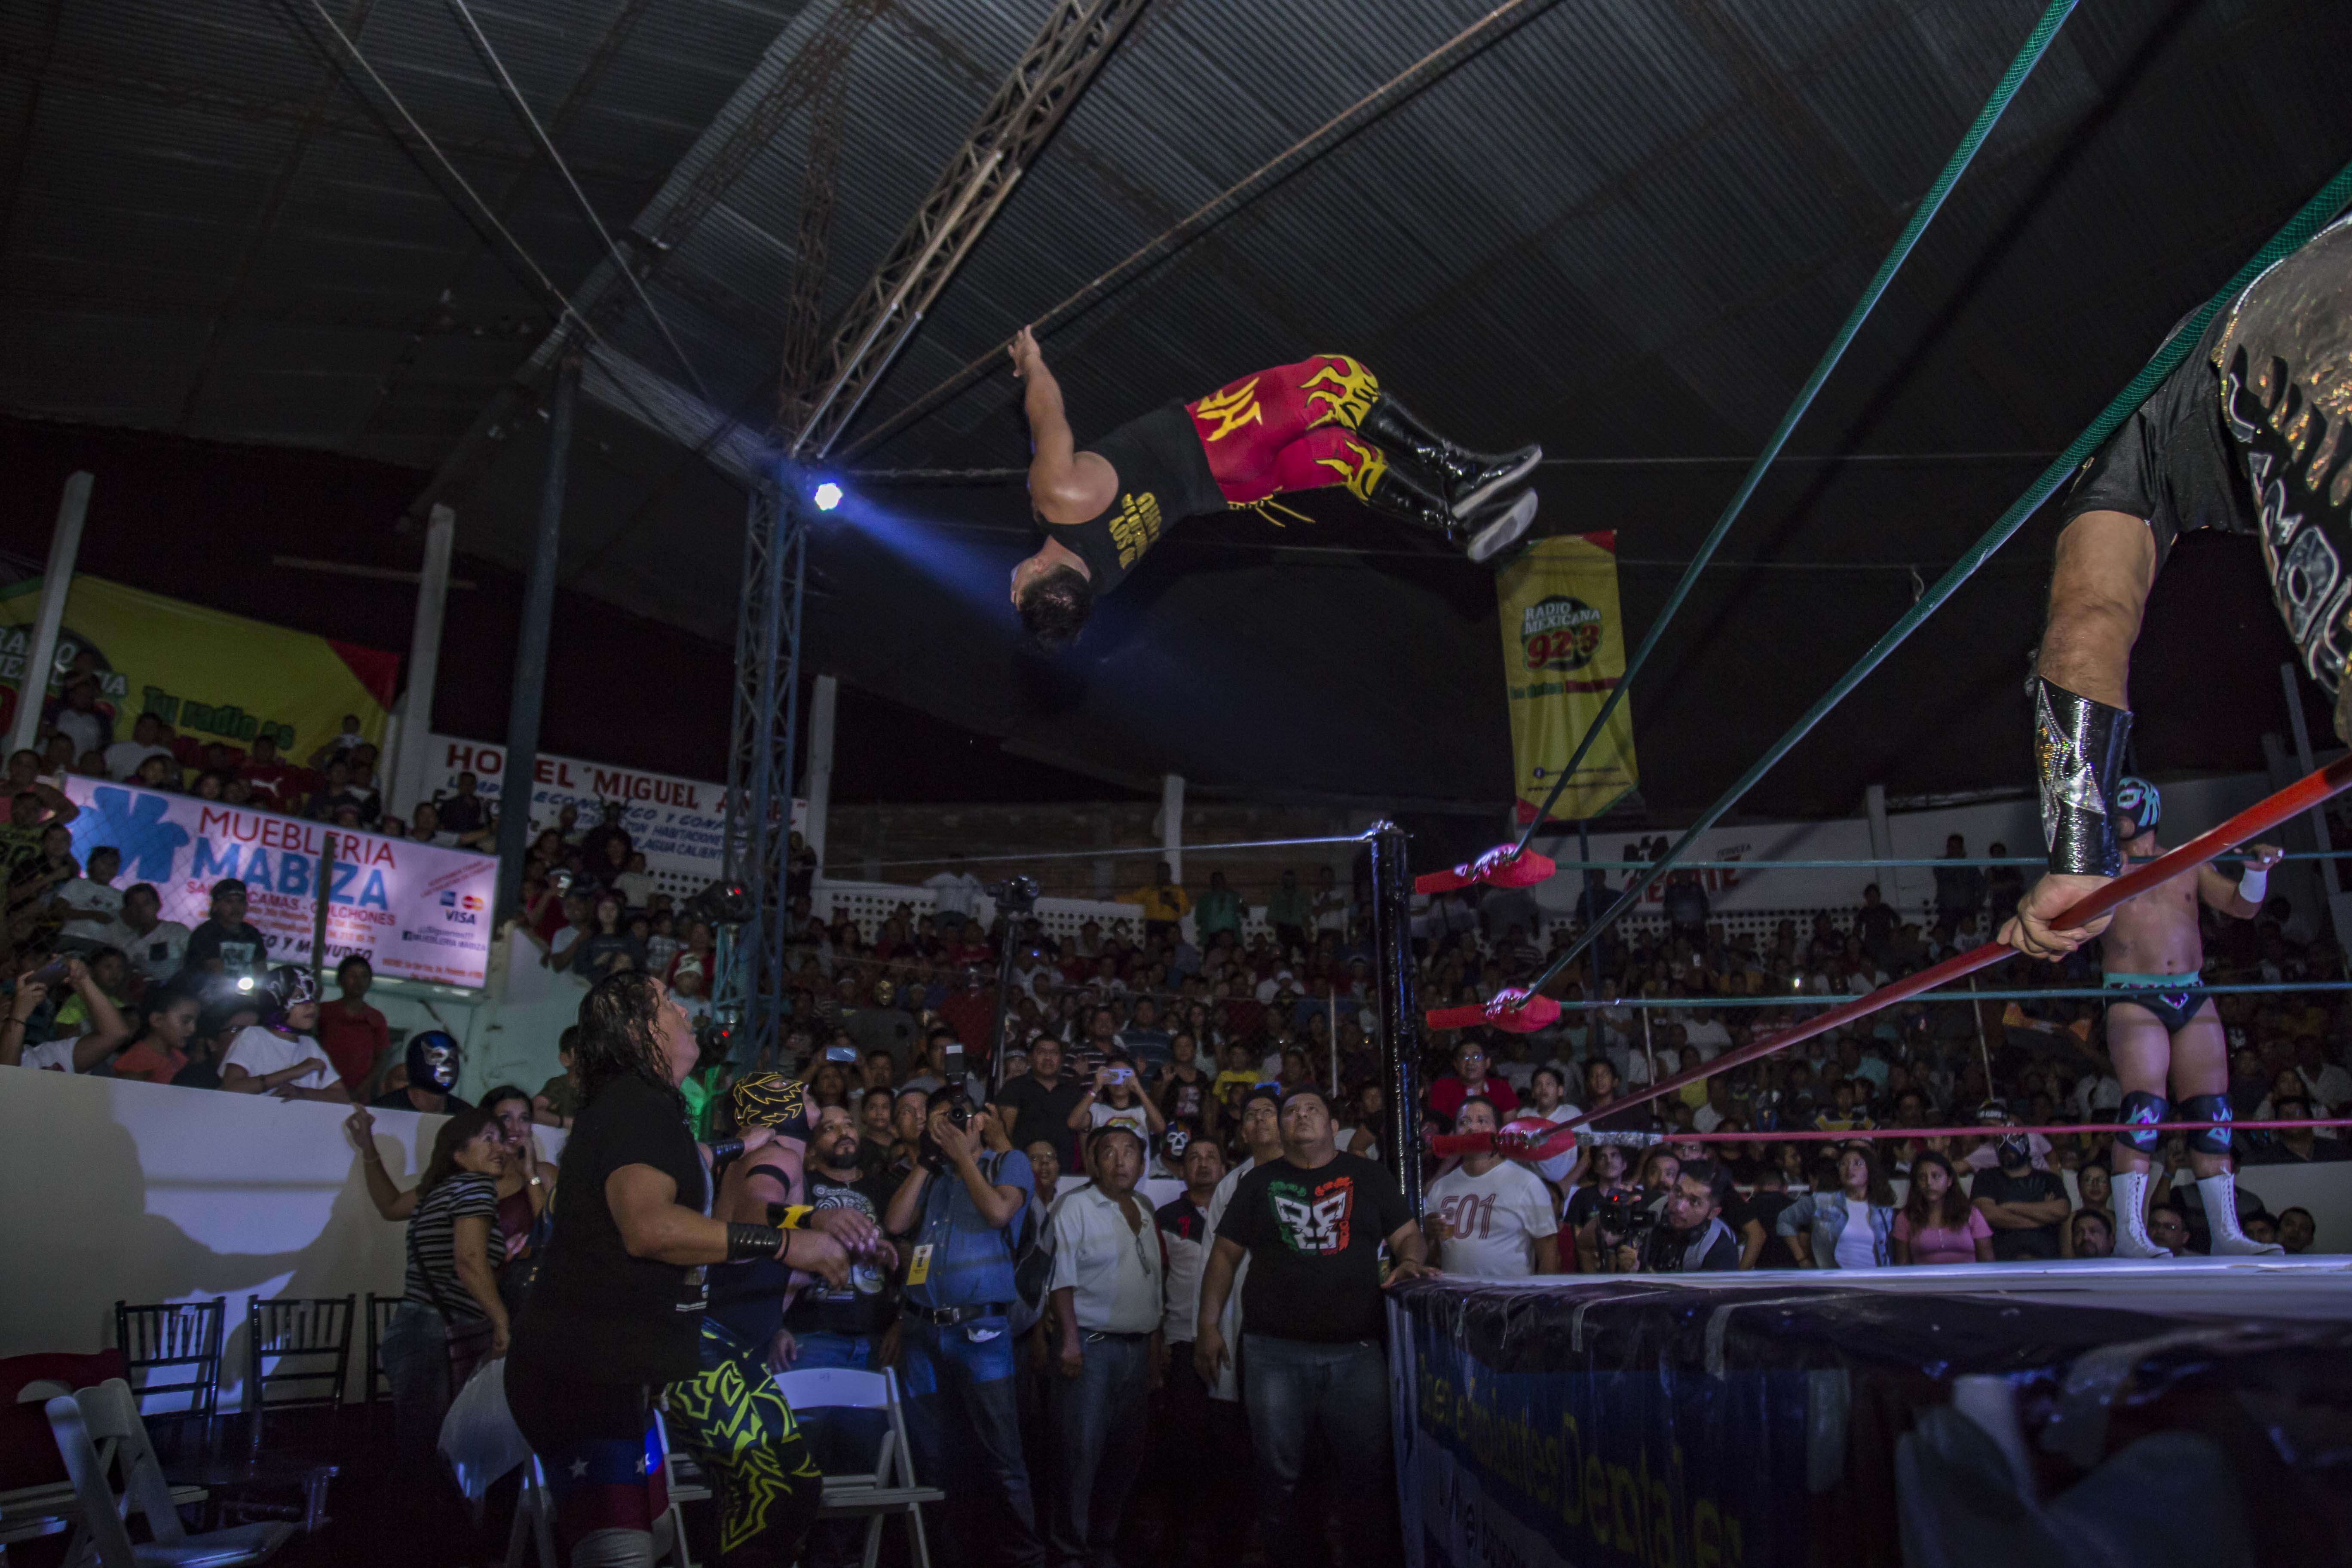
[1592, 1187, 1659, 1241]
[984, 875, 1040, 916]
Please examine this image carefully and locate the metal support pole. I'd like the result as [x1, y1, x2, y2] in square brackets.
[313, 834, 335, 983]
[389, 505, 456, 818]
[1369, 820, 1422, 1216]
[493, 356, 578, 920]
[8, 472, 92, 758]
[804, 674, 838, 878]
[1160, 772, 1184, 885]
[1579, 820, 1601, 1058]
[985, 908, 1026, 1096]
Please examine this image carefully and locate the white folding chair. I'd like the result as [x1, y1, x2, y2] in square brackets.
[507, 1413, 694, 1568]
[774, 1366, 943, 1568]
[44, 1379, 291, 1568]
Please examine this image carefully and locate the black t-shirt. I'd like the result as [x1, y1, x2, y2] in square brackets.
[995, 1073, 1088, 1166]
[1155, 1193, 1212, 1246]
[514, 1075, 709, 1383]
[171, 1056, 222, 1091]
[779, 1167, 901, 1337]
[1640, 1217, 1740, 1273]
[1041, 403, 1228, 598]
[1970, 1165, 2065, 1261]
[1727, 1191, 1800, 1269]
[2060, 309, 2248, 565]
[1217, 1152, 1412, 1343]
[184, 919, 270, 977]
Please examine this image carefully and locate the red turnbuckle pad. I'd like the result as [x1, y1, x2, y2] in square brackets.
[1428, 1117, 1578, 1163]
[1424, 988, 1561, 1034]
[1415, 844, 1556, 895]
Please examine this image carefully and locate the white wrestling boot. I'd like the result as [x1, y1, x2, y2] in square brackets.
[2111, 1169, 2171, 1258]
[2199, 1173, 2285, 1255]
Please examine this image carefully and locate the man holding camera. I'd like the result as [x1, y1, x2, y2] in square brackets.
[1607, 1160, 1743, 1274]
[885, 1094, 1042, 1568]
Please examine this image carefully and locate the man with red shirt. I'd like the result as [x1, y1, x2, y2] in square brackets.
[1428, 1039, 1519, 1126]
[238, 734, 305, 811]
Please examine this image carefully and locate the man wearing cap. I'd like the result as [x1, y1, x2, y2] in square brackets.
[2085, 776, 2285, 1256]
[1196, 1086, 1433, 1565]
[181, 878, 270, 983]
[1044, 1121, 1164, 1568]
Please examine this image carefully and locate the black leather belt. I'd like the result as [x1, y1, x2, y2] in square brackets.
[902, 1301, 1011, 1327]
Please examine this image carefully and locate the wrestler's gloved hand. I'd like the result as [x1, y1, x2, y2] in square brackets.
[1998, 873, 2114, 959]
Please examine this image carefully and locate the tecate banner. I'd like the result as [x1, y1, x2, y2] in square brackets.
[62, 777, 497, 987]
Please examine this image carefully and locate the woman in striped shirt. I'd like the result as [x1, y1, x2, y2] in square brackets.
[350, 1105, 510, 1469]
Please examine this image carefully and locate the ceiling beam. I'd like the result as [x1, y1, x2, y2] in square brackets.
[789, 0, 1155, 459]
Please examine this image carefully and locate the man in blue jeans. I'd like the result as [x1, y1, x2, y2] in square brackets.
[1194, 1085, 1435, 1566]
[885, 1099, 1042, 1568]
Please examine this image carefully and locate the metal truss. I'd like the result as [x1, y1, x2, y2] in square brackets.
[790, 0, 1152, 458]
[717, 479, 807, 1067]
[777, 66, 850, 433]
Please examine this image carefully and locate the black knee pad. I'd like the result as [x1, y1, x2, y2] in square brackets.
[2179, 1093, 2233, 1156]
[2117, 1091, 2169, 1154]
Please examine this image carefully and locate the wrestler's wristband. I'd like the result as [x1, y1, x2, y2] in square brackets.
[767, 1203, 814, 1231]
[2239, 866, 2269, 901]
[706, 1137, 745, 1171]
[2031, 676, 2132, 877]
[725, 1223, 786, 1262]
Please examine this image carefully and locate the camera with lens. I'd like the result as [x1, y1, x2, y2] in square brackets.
[984, 875, 1040, 916]
[917, 1045, 976, 1173]
[1592, 1186, 1660, 1252]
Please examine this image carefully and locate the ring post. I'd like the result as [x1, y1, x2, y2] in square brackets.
[1369, 820, 1422, 1216]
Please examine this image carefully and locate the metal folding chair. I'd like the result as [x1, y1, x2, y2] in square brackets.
[45, 1378, 290, 1568]
[774, 1366, 942, 1568]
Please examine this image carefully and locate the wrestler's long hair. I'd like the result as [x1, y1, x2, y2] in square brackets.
[574, 970, 686, 1114]
[1017, 564, 1092, 653]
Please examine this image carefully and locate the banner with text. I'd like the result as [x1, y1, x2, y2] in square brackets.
[61, 777, 496, 987]
[0, 576, 397, 759]
[1497, 533, 1637, 826]
[424, 736, 802, 902]
[1395, 1293, 1807, 1568]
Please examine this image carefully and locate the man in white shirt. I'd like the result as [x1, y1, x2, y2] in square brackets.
[1424, 1098, 1561, 1276]
[1045, 1123, 1162, 1568]
[923, 861, 985, 936]
[219, 968, 348, 1103]
[103, 713, 175, 782]
[114, 883, 190, 985]
[51, 845, 125, 952]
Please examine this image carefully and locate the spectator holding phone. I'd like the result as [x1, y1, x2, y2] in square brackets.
[1068, 1053, 1167, 1146]
[0, 956, 130, 1071]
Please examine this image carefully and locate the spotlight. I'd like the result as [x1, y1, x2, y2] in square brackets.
[236, 976, 256, 992]
[812, 482, 843, 512]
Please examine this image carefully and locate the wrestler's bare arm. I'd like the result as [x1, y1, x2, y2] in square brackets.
[1012, 325, 1115, 525]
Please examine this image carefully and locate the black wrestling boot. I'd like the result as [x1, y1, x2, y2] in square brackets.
[1362, 463, 1540, 566]
[1358, 394, 1543, 518]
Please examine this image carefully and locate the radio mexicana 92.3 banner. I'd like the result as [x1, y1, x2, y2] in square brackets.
[61, 777, 497, 988]
[1495, 532, 1638, 825]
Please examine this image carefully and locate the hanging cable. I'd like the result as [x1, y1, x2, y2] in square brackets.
[444, 0, 717, 403]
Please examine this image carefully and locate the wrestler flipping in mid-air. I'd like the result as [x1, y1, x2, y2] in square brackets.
[2087, 776, 2285, 1257]
[1005, 326, 1542, 650]
[2003, 212, 2349, 959]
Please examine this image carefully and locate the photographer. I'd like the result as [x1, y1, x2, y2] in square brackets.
[1610, 1160, 1742, 1274]
[884, 1093, 1043, 1568]
[1066, 1053, 1167, 1145]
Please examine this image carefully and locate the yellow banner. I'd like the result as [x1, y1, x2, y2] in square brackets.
[1497, 532, 1637, 825]
[0, 576, 395, 760]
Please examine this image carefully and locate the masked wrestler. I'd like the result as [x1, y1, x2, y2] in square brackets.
[2002, 214, 2352, 960]
[2088, 777, 2285, 1256]
[1007, 326, 1542, 651]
